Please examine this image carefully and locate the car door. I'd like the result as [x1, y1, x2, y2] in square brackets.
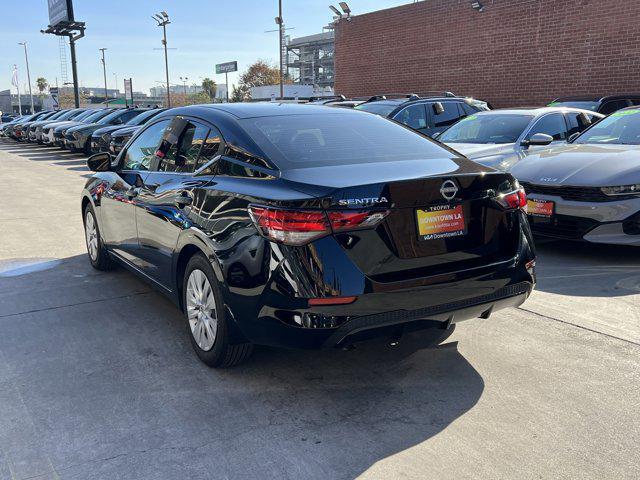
[429, 101, 465, 136]
[564, 111, 598, 138]
[600, 99, 631, 115]
[135, 117, 223, 288]
[522, 113, 568, 148]
[99, 118, 171, 268]
[392, 103, 429, 134]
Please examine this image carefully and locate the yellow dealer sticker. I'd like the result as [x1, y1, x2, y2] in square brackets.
[416, 204, 466, 241]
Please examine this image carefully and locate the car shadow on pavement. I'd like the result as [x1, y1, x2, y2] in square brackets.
[533, 238, 640, 297]
[0, 254, 484, 479]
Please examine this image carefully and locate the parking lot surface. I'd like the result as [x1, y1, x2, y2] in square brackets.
[0, 139, 638, 480]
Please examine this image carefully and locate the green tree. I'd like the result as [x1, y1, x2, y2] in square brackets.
[187, 91, 212, 105]
[239, 60, 280, 89]
[230, 84, 250, 103]
[36, 77, 48, 94]
[201, 78, 217, 101]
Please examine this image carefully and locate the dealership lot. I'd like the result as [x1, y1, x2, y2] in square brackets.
[0, 140, 638, 479]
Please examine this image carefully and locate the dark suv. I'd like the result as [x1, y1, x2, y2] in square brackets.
[355, 92, 490, 137]
[548, 95, 640, 115]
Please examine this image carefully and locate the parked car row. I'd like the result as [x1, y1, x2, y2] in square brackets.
[0, 106, 165, 155]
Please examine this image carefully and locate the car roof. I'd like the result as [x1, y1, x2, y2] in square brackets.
[553, 94, 640, 102]
[471, 106, 603, 116]
[165, 102, 364, 119]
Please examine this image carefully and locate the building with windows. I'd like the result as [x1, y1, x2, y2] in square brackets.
[286, 31, 334, 89]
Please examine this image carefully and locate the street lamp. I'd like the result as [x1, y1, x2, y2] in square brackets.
[275, 0, 284, 100]
[99, 48, 108, 103]
[152, 11, 171, 107]
[180, 76, 189, 97]
[18, 42, 34, 113]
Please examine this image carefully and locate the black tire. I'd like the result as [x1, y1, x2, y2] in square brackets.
[84, 139, 92, 156]
[83, 203, 114, 271]
[183, 253, 253, 368]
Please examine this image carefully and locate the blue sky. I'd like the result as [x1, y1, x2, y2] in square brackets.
[1, 0, 409, 95]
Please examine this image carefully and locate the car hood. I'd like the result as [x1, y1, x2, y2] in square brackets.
[444, 142, 515, 159]
[111, 126, 140, 138]
[43, 120, 78, 130]
[510, 143, 640, 186]
[92, 125, 128, 137]
[67, 123, 100, 134]
[55, 121, 85, 132]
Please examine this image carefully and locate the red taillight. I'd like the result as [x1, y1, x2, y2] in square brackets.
[248, 206, 330, 245]
[248, 206, 389, 245]
[496, 188, 526, 211]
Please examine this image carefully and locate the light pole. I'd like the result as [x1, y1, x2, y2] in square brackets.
[99, 48, 108, 103]
[152, 11, 171, 107]
[18, 42, 34, 113]
[275, 0, 284, 100]
[180, 76, 188, 97]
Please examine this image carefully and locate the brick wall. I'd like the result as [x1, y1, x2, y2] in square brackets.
[334, 0, 640, 107]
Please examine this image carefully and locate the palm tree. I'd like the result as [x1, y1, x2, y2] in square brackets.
[36, 77, 48, 94]
[201, 78, 217, 101]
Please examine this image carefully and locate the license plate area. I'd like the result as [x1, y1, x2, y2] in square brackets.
[416, 204, 466, 241]
[527, 198, 554, 219]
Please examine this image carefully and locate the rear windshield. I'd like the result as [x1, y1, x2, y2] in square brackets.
[548, 101, 599, 111]
[574, 108, 640, 145]
[354, 102, 398, 116]
[239, 112, 455, 169]
[439, 113, 534, 144]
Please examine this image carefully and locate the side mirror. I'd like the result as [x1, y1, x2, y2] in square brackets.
[567, 132, 580, 143]
[87, 152, 112, 172]
[522, 133, 553, 147]
[432, 102, 445, 115]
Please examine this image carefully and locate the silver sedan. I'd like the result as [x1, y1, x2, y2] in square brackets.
[510, 106, 640, 246]
[438, 107, 604, 170]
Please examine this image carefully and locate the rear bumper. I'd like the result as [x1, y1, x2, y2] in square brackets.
[231, 257, 534, 349]
[322, 281, 531, 347]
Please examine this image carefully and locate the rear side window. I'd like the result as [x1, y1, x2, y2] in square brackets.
[431, 102, 462, 128]
[526, 113, 566, 140]
[460, 103, 478, 115]
[600, 100, 630, 115]
[158, 121, 209, 173]
[394, 104, 427, 130]
[239, 112, 454, 169]
[565, 112, 595, 137]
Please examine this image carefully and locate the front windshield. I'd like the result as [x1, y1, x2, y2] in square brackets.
[73, 110, 96, 122]
[126, 109, 161, 126]
[548, 101, 598, 111]
[574, 109, 640, 145]
[355, 102, 398, 116]
[439, 113, 534, 144]
[83, 109, 112, 123]
[97, 110, 126, 125]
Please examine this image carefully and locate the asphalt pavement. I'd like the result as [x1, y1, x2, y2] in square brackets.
[0, 139, 638, 480]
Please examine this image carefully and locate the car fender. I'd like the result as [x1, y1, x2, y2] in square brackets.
[173, 227, 225, 285]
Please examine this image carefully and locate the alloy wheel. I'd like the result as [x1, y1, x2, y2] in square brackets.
[84, 211, 98, 261]
[186, 269, 218, 351]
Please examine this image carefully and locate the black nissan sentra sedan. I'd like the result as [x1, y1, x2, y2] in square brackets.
[82, 103, 536, 367]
